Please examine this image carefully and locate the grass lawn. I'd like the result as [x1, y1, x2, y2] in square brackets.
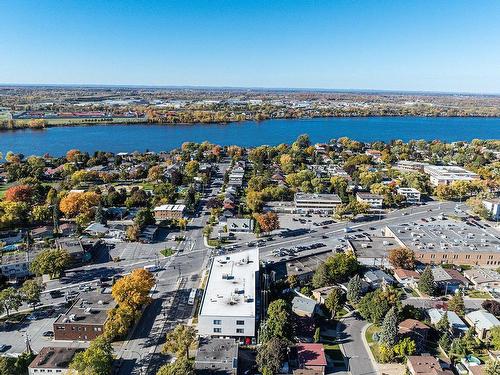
[336, 307, 350, 319]
[467, 290, 491, 299]
[365, 324, 381, 344]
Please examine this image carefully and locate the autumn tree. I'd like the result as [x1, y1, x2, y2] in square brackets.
[4, 184, 35, 203]
[162, 324, 197, 360]
[156, 358, 194, 375]
[388, 248, 416, 270]
[111, 268, 155, 310]
[105, 305, 138, 340]
[69, 336, 113, 375]
[59, 191, 100, 218]
[254, 212, 280, 235]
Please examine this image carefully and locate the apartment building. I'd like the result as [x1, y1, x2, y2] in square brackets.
[423, 165, 479, 186]
[153, 204, 186, 220]
[397, 187, 421, 204]
[294, 193, 342, 213]
[356, 192, 383, 209]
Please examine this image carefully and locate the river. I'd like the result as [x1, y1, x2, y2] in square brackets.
[1, 117, 499, 156]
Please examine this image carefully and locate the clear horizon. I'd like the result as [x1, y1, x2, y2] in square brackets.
[1, 0, 500, 94]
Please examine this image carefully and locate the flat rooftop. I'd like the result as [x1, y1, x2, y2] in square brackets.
[154, 204, 186, 211]
[295, 193, 341, 202]
[200, 248, 259, 317]
[349, 236, 400, 258]
[195, 337, 238, 375]
[29, 347, 81, 369]
[386, 217, 500, 254]
[54, 292, 115, 326]
[424, 165, 479, 178]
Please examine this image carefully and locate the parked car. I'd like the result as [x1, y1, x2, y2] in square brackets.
[42, 331, 54, 337]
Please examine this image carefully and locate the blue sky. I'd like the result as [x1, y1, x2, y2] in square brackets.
[0, 0, 499, 93]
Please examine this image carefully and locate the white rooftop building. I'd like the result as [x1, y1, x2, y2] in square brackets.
[397, 187, 421, 204]
[423, 165, 479, 186]
[198, 248, 259, 339]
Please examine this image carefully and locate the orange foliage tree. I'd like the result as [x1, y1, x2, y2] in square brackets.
[111, 268, 155, 310]
[4, 185, 34, 203]
[255, 212, 280, 235]
[388, 247, 416, 270]
[59, 192, 100, 218]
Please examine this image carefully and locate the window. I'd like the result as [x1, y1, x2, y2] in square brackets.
[236, 320, 245, 325]
[213, 320, 222, 325]
[213, 328, 221, 333]
[236, 328, 244, 334]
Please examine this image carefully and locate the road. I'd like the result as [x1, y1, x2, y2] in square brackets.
[338, 314, 377, 375]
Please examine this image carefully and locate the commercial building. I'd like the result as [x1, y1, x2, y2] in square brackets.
[356, 192, 383, 209]
[28, 347, 80, 375]
[384, 220, 500, 267]
[195, 337, 238, 375]
[153, 204, 186, 220]
[294, 193, 342, 213]
[396, 187, 421, 204]
[53, 292, 115, 341]
[393, 161, 428, 173]
[198, 249, 259, 340]
[423, 165, 479, 186]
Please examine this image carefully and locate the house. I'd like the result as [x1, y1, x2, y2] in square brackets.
[432, 267, 469, 293]
[427, 308, 468, 336]
[292, 296, 318, 317]
[56, 238, 91, 264]
[312, 286, 339, 304]
[464, 267, 500, 291]
[83, 222, 109, 237]
[397, 187, 421, 204]
[356, 192, 383, 209]
[53, 292, 115, 341]
[465, 310, 500, 340]
[295, 343, 327, 375]
[363, 269, 395, 288]
[0, 230, 23, 245]
[31, 226, 54, 240]
[28, 347, 81, 375]
[195, 337, 238, 375]
[58, 223, 77, 236]
[398, 319, 431, 349]
[407, 356, 453, 375]
[153, 204, 186, 220]
[139, 225, 158, 243]
[226, 218, 254, 233]
[394, 268, 420, 286]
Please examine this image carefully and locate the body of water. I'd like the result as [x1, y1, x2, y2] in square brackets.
[1, 117, 500, 156]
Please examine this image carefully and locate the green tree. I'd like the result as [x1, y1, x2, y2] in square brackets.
[438, 333, 451, 352]
[0, 287, 22, 317]
[418, 266, 435, 296]
[69, 336, 113, 375]
[393, 337, 416, 358]
[325, 288, 343, 320]
[163, 324, 197, 360]
[379, 307, 398, 346]
[260, 299, 291, 342]
[20, 279, 44, 310]
[448, 293, 465, 316]
[29, 248, 71, 279]
[435, 311, 449, 333]
[134, 207, 155, 229]
[490, 326, 500, 350]
[314, 327, 321, 343]
[484, 359, 500, 375]
[312, 253, 358, 288]
[256, 337, 287, 375]
[156, 358, 195, 375]
[347, 274, 362, 305]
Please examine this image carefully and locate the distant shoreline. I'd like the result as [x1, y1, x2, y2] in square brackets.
[2, 114, 500, 132]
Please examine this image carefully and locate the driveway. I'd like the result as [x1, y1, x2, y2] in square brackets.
[338, 314, 377, 375]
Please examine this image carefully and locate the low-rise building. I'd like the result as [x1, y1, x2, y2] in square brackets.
[393, 268, 420, 286]
[291, 296, 318, 317]
[398, 319, 431, 350]
[198, 249, 259, 340]
[153, 204, 186, 220]
[393, 161, 428, 173]
[226, 218, 254, 233]
[364, 269, 395, 288]
[0, 248, 43, 279]
[423, 165, 479, 186]
[397, 187, 421, 204]
[465, 310, 500, 340]
[356, 192, 383, 209]
[407, 356, 453, 375]
[311, 286, 339, 304]
[195, 337, 238, 375]
[295, 343, 327, 375]
[464, 267, 500, 291]
[53, 292, 115, 341]
[431, 267, 469, 293]
[294, 193, 342, 213]
[28, 347, 80, 375]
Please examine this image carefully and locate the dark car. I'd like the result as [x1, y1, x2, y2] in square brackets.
[43, 331, 54, 337]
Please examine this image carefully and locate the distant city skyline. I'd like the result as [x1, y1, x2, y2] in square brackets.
[1, 0, 499, 94]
